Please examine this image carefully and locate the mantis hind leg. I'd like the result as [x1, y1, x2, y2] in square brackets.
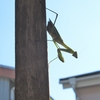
[46, 8, 58, 25]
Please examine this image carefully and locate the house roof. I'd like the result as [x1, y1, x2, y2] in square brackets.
[60, 71, 100, 81]
[0, 64, 15, 80]
[59, 71, 100, 89]
[0, 64, 14, 70]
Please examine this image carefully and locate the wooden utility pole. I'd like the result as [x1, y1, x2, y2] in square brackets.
[15, 0, 49, 100]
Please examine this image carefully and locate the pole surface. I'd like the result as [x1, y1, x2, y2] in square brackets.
[15, 0, 49, 100]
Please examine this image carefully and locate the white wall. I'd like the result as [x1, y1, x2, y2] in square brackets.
[0, 77, 10, 100]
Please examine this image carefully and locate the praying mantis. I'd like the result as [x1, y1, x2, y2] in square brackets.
[46, 8, 78, 63]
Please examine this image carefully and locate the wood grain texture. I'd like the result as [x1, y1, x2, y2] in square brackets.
[15, 0, 49, 100]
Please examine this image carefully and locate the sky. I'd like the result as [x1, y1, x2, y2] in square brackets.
[0, 0, 100, 100]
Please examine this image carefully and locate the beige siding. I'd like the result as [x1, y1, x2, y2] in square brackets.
[77, 85, 100, 100]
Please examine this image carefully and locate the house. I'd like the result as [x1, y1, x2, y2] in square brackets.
[0, 65, 15, 100]
[59, 71, 100, 100]
[0, 64, 54, 100]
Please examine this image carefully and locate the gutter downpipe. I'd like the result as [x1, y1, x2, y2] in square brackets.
[68, 78, 79, 100]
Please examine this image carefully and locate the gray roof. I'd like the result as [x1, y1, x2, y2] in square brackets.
[0, 64, 15, 70]
[60, 70, 100, 81]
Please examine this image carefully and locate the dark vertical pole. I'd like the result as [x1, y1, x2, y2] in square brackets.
[15, 0, 49, 100]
